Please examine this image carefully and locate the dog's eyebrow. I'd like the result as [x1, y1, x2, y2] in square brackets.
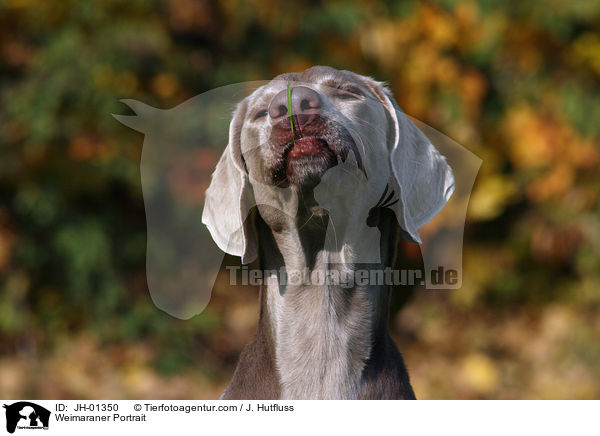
[320, 77, 360, 90]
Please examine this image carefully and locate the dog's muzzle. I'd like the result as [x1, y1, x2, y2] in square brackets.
[266, 85, 363, 186]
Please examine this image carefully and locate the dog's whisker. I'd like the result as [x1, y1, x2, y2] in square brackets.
[328, 214, 340, 254]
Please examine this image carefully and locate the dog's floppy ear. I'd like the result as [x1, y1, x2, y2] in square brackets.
[367, 81, 455, 244]
[202, 100, 258, 264]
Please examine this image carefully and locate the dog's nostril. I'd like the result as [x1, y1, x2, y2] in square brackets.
[294, 87, 321, 113]
[300, 99, 312, 112]
[275, 105, 287, 117]
[268, 98, 288, 119]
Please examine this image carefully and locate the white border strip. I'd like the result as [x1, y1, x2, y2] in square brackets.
[1, 400, 597, 436]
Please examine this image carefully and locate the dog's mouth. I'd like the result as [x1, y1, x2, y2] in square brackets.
[268, 117, 363, 187]
[286, 136, 329, 160]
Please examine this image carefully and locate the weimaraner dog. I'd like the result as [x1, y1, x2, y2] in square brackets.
[202, 66, 454, 399]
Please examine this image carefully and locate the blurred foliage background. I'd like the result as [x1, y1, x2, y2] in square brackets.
[1, 0, 599, 399]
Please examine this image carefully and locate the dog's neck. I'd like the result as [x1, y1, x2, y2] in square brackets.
[255, 196, 397, 399]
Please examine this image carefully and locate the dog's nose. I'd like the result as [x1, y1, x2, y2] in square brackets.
[268, 86, 321, 128]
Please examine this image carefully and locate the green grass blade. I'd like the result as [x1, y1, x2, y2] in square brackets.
[287, 83, 295, 145]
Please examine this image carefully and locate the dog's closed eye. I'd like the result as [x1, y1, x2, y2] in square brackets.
[335, 92, 359, 100]
[253, 109, 268, 120]
[333, 85, 363, 100]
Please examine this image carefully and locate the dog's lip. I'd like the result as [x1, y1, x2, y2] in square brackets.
[286, 136, 329, 159]
[269, 123, 366, 185]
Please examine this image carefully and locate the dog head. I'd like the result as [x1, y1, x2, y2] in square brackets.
[202, 66, 455, 263]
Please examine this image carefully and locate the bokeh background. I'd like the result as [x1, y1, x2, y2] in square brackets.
[1, 0, 600, 399]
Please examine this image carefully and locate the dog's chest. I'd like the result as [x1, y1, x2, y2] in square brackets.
[266, 277, 373, 400]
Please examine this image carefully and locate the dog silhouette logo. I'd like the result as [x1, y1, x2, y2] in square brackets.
[3, 402, 50, 434]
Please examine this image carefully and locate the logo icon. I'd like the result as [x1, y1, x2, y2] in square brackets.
[3, 402, 50, 434]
